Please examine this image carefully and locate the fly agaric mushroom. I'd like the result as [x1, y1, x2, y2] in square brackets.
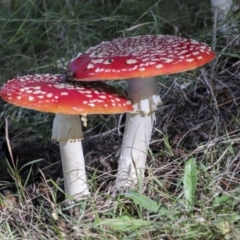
[0, 73, 133, 200]
[68, 35, 216, 188]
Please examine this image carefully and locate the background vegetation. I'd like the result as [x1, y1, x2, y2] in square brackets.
[0, 0, 240, 239]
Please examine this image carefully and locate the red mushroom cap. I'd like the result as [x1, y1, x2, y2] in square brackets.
[0, 74, 133, 114]
[68, 35, 215, 81]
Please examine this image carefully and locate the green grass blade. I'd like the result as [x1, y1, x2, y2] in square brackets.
[94, 216, 151, 231]
[122, 190, 169, 215]
[183, 158, 198, 211]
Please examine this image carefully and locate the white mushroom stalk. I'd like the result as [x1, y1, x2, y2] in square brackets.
[211, 0, 239, 34]
[115, 77, 161, 187]
[0, 74, 133, 201]
[52, 114, 89, 199]
[68, 35, 216, 189]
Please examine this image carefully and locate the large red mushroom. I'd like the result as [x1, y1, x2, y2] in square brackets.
[68, 35, 216, 188]
[0, 73, 133, 201]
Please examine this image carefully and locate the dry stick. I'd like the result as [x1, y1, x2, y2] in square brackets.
[218, 96, 240, 107]
[4, 118, 14, 165]
[206, 147, 229, 170]
[200, 69, 219, 113]
[212, 7, 218, 51]
[117, 113, 124, 136]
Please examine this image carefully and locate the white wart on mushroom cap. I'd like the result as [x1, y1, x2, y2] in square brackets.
[0, 74, 133, 114]
[68, 35, 216, 81]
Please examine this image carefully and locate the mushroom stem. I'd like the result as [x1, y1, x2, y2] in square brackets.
[52, 114, 90, 200]
[115, 77, 161, 187]
[59, 141, 89, 199]
[211, 0, 238, 34]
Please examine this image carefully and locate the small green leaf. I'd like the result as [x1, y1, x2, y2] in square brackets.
[94, 216, 151, 231]
[213, 194, 233, 207]
[122, 191, 169, 215]
[122, 191, 159, 213]
[183, 158, 198, 210]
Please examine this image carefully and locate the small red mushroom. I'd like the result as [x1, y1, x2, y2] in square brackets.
[0, 73, 132, 116]
[68, 35, 216, 188]
[0, 73, 133, 200]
